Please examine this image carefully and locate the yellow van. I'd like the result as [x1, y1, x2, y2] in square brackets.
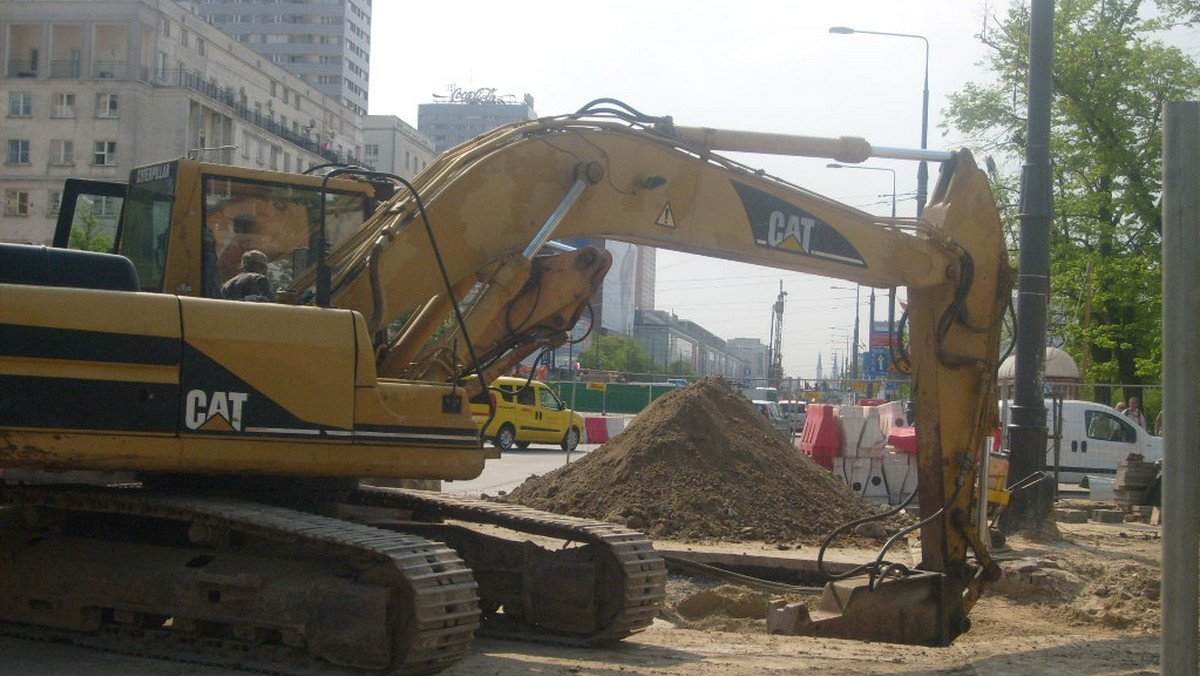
[470, 377, 585, 452]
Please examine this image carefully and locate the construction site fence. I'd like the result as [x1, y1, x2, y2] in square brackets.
[547, 373, 1163, 417]
[545, 376, 915, 415]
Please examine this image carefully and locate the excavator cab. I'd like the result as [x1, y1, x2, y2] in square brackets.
[52, 159, 382, 300]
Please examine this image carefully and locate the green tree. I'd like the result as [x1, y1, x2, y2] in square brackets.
[67, 209, 113, 252]
[944, 0, 1200, 402]
[578, 335, 654, 373]
[665, 360, 696, 376]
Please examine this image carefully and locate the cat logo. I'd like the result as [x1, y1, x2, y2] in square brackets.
[185, 389, 249, 432]
[767, 210, 816, 253]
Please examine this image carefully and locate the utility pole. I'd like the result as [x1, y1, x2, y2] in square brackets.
[1161, 100, 1200, 675]
[1002, 0, 1055, 532]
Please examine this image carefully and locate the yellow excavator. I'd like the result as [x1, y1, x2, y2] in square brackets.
[0, 100, 1010, 673]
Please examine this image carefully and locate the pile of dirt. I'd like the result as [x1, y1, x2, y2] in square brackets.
[502, 376, 889, 544]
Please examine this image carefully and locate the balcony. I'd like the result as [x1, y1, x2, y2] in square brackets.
[50, 60, 82, 78]
[166, 69, 362, 167]
[5, 60, 39, 78]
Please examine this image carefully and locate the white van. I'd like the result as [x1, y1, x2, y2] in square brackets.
[778, 400, 808, 433]
[998, 400, 1162, 484]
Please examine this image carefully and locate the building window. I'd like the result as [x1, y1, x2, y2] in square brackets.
[159, 16, 170, 37]
[93, 141, 117, 166]
[197, 37, 206, 56]
[95, 195, 120, 216]
[96, 94, 119, 118]
[181, 29, 189, 47]
[7, 140, 30, 164]
[4, 190, 30, 216]
[157, 51, 168, 80]
[9, 93, 32, 118]
[50, 139, 74, 165]
[48, 191, 61, 216]
[365, 144, 378, 157]
[52, 93, 76, 118]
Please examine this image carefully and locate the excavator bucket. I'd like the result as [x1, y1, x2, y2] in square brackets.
[766, 571, 970, 646]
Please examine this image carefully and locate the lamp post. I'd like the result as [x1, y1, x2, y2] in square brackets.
[826, 163, 897, 218]
[829, 26, 930, 217]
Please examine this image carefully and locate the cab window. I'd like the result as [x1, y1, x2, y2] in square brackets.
[540, 388, 562, 411]
[1085, 410, 1136, 443]
[200, 174, 369, 295]
[118, 171, 176, 291]
[517, 386, 536, 406]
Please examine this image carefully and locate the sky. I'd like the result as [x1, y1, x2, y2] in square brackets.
[367, 0, 998, 379]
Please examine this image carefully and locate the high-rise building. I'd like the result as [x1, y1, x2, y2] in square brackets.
[418, 89, 536, 153]
[727, 337, 770, 382]
[195, 0, 371, 116]
[0, 0, 364, 244]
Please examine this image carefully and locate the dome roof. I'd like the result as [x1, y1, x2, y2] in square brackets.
[997, 347, 1080, 381]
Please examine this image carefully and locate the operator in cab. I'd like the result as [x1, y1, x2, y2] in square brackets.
[221, 249, 275, 302]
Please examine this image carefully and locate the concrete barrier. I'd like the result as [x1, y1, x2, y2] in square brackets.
[582, 415, 635, 443]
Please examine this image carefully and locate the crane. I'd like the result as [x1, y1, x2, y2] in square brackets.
[768, 280, 787, 391]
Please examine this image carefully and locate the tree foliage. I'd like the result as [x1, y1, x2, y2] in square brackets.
[578, 334, 655, 373]
[944, 0, 1200, 398]
[67, 209, 114, 253]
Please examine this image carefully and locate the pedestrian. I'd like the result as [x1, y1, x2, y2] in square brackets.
[1116, 402, 1127, 414]
[221, 249, 275, 301]
[1123, 396, 1146, 430]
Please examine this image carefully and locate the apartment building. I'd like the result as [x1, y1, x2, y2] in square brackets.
[195, 0, 371, 116]
[1, 0, 364, 244]
[363, 114, 435, 181]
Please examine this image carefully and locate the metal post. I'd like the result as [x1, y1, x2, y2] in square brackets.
[852, 285, 860, 383]
[1161, 100, 1200, 675]
[1001, 0, 1055, 532]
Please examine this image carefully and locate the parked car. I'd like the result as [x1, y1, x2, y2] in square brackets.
[470, 377, 585, 452]
[752, 399, 794, 438]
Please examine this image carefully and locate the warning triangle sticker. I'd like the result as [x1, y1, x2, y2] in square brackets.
[655, 202, 676, 228]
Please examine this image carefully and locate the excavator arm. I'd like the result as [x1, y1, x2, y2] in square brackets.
[319, 109, 1010, 645]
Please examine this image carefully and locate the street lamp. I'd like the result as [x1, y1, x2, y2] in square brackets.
[826, 163, 897, 218]
[829, 26, 930, 217]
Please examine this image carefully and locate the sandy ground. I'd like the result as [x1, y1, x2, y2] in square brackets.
[437, 516, 1168, 676]
[0, 512, 1173, 675]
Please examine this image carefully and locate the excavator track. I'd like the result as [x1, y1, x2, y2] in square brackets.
[0, 485, 480, 675]
[347, 487, 667, 644]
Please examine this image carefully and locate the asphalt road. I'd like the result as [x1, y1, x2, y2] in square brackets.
[440, 442, 599, 496]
